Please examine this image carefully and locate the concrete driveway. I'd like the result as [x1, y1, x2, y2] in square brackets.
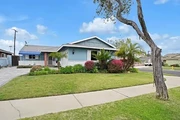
[0, 67, 30, 87]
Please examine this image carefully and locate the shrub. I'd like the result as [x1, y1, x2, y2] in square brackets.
[73, 64, 85, 73]
[163, 63, 169, 67]
[128, 68, 139, 73]
[95, 62, 101, 70]
[43, 67, 51, 72]
[17, 65, 33, 68]
[60, 66, 74, 74]
[92, 66, 99, 73]
[99, 69, 108, 73]
[30, 65, 42, 72]
[107, 59, 123, 73]
[170, 64, 180, 67]
[85, 61, 95, 71]
[48, 69, 59, 74]
[29, 70, 48, 76]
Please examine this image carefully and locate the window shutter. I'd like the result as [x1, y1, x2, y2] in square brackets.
[25, 55, 29, 59]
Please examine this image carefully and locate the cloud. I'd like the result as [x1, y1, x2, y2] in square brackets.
[0, 15, 28, 23]
[0, 39, 24, 55]
[154, 0, 169, 4]
[107, 33, 180, 55]
[5, 27, 38, 40]
[169, 36, 180, 40]
[119, 24, 131, 34]
[15, 15, 29, 21]
[107, 35, 143, 43]
[150, 33, 169, 40]
[80, 17, 134, 34]
[36, 24, 48, 34]
[80, 17, 117, 34]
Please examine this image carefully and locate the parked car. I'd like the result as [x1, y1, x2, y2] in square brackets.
[144, 62, 152, 66]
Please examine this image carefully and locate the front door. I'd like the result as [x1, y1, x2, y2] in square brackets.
[48, 56, 52, 66]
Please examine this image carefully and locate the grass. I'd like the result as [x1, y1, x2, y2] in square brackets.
[0, 72, 153, 101]
[163, 66, 180, 70]
[22, 87, 180, 120]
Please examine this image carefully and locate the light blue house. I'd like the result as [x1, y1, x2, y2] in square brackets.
[19, 36, 117, 67]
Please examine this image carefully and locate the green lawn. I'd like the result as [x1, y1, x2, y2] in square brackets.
[163, 66, 180, 70]
[22, 87, 180, 120]
[0, 72, 153, 100]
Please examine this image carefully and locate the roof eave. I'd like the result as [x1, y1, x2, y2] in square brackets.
[70, 36, 116, 49]
[57, 44, 117, 51]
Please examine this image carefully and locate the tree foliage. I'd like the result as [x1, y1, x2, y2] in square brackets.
[115, 38, 145, 71]
[49, 52, 67, 69]
[94, 49, 111, 70]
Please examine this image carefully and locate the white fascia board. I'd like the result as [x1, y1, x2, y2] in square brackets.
[61, 44, 117, 51]
[70, 36, 116, 49]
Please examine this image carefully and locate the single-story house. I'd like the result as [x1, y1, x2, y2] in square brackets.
[162, 53, 180, 65]
[19, 36, 117, 67]
[0, 49, 12, 67]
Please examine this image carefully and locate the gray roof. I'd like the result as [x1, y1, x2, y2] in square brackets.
[0, 48, 12, 54]
[19, 36, 116, 53]
[162, 53, 180, 60]
[20, 45, 60, 52]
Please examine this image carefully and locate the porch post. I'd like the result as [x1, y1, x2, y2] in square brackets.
[44, 53, 48, 66]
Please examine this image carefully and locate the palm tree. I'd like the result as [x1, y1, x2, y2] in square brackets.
[94, 49, 111, 70]
[115, 38, 145, 71]
[49, 52, 67, 69]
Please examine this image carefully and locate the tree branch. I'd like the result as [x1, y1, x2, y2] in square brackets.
[136, 0, 157, 48]
[115, 0, 145, 40]
[136, 0, 148, 35]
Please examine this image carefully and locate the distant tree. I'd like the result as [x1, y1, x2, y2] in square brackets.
[49, 52, 67, 69]
[93, 0, 169, 99]
[94, 49, 111, 70]
[115, 38, 145, 71]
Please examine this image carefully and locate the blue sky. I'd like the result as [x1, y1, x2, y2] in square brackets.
[0, 0, 180, 55]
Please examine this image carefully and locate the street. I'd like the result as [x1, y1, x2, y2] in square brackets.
[138, 67, 180, 77]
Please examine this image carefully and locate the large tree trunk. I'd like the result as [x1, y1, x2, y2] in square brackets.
[115, 0, 169, 99]
[151, 47, 169, 99]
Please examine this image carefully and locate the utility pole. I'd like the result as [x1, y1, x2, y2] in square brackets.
[12, 29, 18, 56]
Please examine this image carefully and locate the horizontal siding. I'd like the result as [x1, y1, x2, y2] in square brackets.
[74, 38, 113, 48]
[68, 48, 87, 61]
[166, 60, 180, 65]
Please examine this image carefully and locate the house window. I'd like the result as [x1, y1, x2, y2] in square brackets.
[29, 55, 36, 59]
[91, 51, 97, 60]
[25, 55, 29, 59]
[1, 53, 6, 57]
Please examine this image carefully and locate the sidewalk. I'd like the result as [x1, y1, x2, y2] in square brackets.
[0, 76, 180, 120]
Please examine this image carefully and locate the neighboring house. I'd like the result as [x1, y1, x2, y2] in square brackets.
[0, 49, 12, 67]
[19, 36, 117, 67]
[162, 53, 180, 65]
[138, 52, 152, 65]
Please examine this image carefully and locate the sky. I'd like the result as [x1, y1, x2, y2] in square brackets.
[0, 0, 180, 55]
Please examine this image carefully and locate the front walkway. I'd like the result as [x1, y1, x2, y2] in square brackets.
[0, 67, 30, 87]
[0, 76, 180, 120]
